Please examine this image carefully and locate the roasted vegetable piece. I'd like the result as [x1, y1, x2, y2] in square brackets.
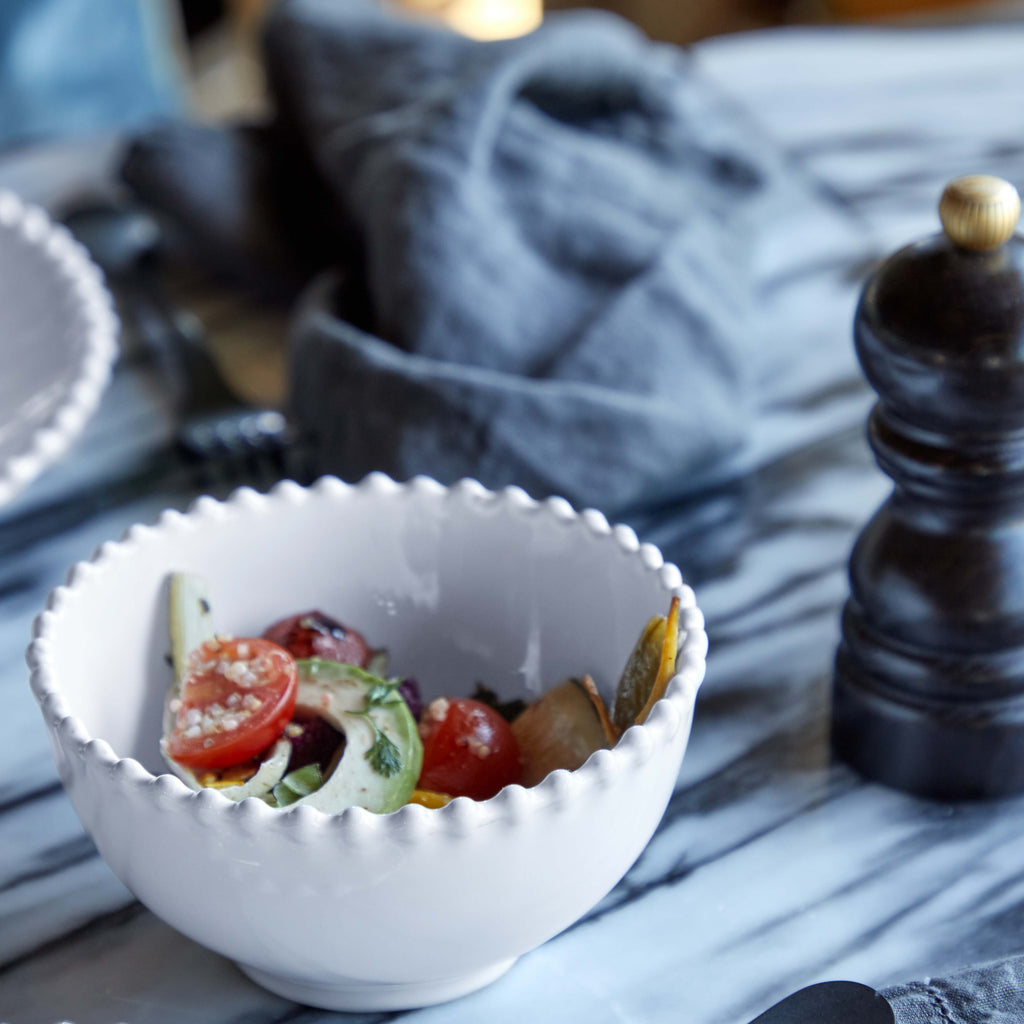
[264, 611, 372, 668]
[635, 597, 681, 725]
[418, 697, 522, 800]
[578, 673, 621, 744]
[611, 596, 682, 732]
[512, 676, 616, 787]
[397, 678, 423, 720]
[285, 713, 345, 773]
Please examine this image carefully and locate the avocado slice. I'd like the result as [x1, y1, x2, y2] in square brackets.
[290, 659, 423, 814]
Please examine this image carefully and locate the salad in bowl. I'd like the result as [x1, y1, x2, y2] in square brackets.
[161, 572, 684, 813]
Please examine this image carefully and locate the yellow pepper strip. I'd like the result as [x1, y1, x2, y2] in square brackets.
[578, 674, 621, 745]
[635, 596, 681, 726]
[197, 761, 259, 788]
[408, 789, 453, 809]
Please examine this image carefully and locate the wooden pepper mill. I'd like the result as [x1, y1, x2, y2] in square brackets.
[833, 174, 1024, 799]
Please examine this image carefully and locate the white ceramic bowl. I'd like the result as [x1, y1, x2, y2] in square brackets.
[29, 475, 707, 1012]
[0, 191, 117, 506]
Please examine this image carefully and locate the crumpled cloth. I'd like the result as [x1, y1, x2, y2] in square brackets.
[884, 955, 1024, 1023]
[126, 0, 827, 514]
[269, 0, 795, 513]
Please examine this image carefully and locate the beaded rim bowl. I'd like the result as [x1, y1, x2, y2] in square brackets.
[0, 191, 117, 506]
[27, 474, 707, 1011]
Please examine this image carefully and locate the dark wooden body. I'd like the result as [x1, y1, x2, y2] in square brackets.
[832, 232, 1024, 798]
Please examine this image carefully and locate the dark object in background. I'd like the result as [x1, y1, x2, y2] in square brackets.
[832, 174, 1024, 799]
[64, 200, 297, 466]
[179, 0, 227, 39]
[122, 122, 341, 303]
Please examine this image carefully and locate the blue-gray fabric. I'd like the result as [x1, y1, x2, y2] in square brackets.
[884, 956, 1024, 1023]
[278, 0, 781, 514]
[0, 0, 181, 146]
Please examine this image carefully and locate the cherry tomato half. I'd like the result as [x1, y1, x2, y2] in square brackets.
[166, 637, 298, 770]
[417, 697, 522, 800]
[263, 611, 371, 667]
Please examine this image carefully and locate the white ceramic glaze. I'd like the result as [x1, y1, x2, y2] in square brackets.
[28, 474, 707, 1012]
[0, 191, 117, 506]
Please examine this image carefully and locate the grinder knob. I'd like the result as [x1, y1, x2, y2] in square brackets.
[939, 174, 1020, 252]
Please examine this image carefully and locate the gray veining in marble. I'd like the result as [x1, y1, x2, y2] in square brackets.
[3, 22, 1024, 1024]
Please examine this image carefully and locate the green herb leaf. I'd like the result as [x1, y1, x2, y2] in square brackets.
[366, 729, 403, 778]
[271, 764, 324, 806]
[282, 763, 324, 795]
[274, 786, 301, 807]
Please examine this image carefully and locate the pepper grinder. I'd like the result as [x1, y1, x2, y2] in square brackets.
[833, 174, 1024, 799]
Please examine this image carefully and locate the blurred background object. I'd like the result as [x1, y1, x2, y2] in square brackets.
[397, 0, 544, 38]
[0, 0, 1015, 146]
[0, 0, 995, 136]
[0, 0, 185, 147]
[172, 0, 1024, 94]
[541, 0, 1022, 42]
[171, 0, 1024, 98]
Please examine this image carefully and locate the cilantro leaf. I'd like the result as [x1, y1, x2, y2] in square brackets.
[366, 729, 403, 778]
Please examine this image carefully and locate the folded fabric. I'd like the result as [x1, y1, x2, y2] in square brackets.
[273, 0, 787, 513]
[884, 953, 1024, 1023]
[124, 0, 856, 514]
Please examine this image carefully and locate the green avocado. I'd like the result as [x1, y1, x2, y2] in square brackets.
[291, 659, 423, 814]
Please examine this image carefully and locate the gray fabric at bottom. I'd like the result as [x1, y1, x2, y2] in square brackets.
[885, 955, 1024, 1023]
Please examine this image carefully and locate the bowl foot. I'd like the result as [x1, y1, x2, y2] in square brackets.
[237, 957, 518, 1011]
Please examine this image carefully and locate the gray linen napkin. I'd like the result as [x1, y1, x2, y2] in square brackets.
[121, 0, 869, 516]
[276, 0, 791, 514]
[885, 956, 1024, 1023]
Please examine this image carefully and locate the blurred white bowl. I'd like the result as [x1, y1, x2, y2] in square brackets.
[0, 191, 116, 506]
[29, 474, 706, 1011]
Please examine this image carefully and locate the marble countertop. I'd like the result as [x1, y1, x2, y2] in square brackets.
[4, 22, 1024, 1024]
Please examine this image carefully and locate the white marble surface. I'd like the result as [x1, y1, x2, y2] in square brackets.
[3, 22, 1024, 1024]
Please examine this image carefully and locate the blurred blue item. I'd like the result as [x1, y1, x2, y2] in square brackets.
[0, 0, 184, 148]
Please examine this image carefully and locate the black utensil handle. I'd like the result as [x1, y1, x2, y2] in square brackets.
[749, 981, 894, 1024]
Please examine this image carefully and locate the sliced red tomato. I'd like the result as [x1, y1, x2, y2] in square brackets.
[166, 637, 298, 770]
[263, 611, 371, 667]
[417, 697, 522, 800]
